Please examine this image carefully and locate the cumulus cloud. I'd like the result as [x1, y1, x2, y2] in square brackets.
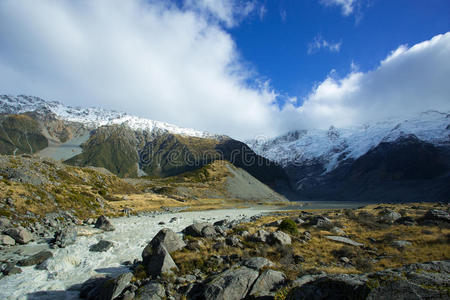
[319, 0, 357, 16]
[308, 35, 342, 54]
[280, 32, 450, 130]
[0, 0, 278, 139]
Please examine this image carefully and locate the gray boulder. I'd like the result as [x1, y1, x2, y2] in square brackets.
[249, 229, 270, 243]
[378, 209, 401, 223]
[183, 222, 211, 237]
[135, 281, 165, 300]
[0, 234, 15, 246]
[249, 269, 286, 297]
[225, 235, 242, 248]
[424, 209, 450, 222]
[53, 227, 77, 248]
[241, 257, 274, 270]
[89, 240, 114, 252]
[269, 231, 292, 246]
[94, 215, 115, 232]
[145, 228, 185, 253]
[391, 240, 412, 249]
[201, 225, 218, 238]
[325, 236, 363, 247]
[0, 217, 11, 229]
[85, 272, 133, 300]
[142, 244, 178, 277]
[201, 267, 259, 300]
[17, 250, 53, 266]
[4, 226, 33, 244]
[309, 216, 332, 229]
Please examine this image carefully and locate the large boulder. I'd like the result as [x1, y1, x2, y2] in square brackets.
[268, 231, 292, 246]
[241, 257, 274, 270]
[53, 227, 77, 248]
[83, 272, 133, 300]
[0, 217, 11, 229]
[89, 240, 114, 252]
[249, 229, 270, 243]
[183, 222, 216, 238]
[423, 209, 450, 222]
[17, 250, 53, 267]
[142, 244, 178, 277]
[249, 269, 286, 297]
[325, 236, 363, 247]
[135, 281, 165, 300]
[308, 216, 332, 229]
[145, 228, 185, 254]
[0, 234, 15, 246]
[378, 209, 401, 223]
[200, 267, 259, 300]
[94, 215, 115, 232]
[4, 226, 33, 244]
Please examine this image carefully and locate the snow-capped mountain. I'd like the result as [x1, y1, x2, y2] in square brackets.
[248, 110, 450, 173]
[0, 95, 211, 138]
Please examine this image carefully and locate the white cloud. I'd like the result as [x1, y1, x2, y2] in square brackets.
[308, 35, 342, 54]
[0, 0, 279, 139]
[320, 0, 357, 16]
[280, 32, 450, 130]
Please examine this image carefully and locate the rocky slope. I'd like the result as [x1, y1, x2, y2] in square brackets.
[248, 111, 450, 202]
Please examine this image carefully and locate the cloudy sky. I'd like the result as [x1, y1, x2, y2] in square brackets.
[0, 0, 449, 139]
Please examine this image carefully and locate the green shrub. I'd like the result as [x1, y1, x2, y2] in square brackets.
[279, 219, 298, 235]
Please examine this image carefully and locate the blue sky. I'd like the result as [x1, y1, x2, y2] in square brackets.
[0, 0, 449, 139]
[228, 0, 450, 107]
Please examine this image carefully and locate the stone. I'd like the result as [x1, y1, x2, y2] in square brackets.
[89, 240, 114, 252]
[87, 272, 133, 300]
[309, 216, 332, 229]
[249, 269, 286, 297]
[340, 257, 350, 264]
[391, 240, 412, 249]
[424, 209, 450, 222]
[330, 227, 346, 235]
[325, 236, 363, 247]
[17, 250, 53, 266]
[4, 226, 33, 244]
[142, 244, 178, 277]
[2, 262, 22, 275]
[53, 227, 77, 248]
[200, 267, 259, 300]
[135, 281, 165, 300]
[182, 222, 212, 237]
[395, 216, 417, 226]
[294, 218, 305, 224]
[269, 231, 292, 246]
[94, 215, 115, 231]
[0, 234, 15, 246]
[201, 225, 218, 238]
[213, 219, 229, 227]
[264, 220, 282, 227]
[378, 209, 401, 223]
[0, 217, 11, 229]
[249, 229, 270, 243]
[225, 235, 242, 248]
[144, 228, 186, 254]
[241, 257, 274, 270]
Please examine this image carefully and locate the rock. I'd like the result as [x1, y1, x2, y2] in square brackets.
[241, 257, 274, 270]
[53, 227, 77, 248]
[423, 209, 450, 222]
[309, 216, 332, 229]
[200, 267, 259, 300]
[94, 215, 115, 231]
[0, 234, 15, 246]
[89, 240, 114, 252]
[135, 281, 165, 300]
[395, 216, 417, 226]
[249, 269, 286, 297]
[4, 226, 33, 244]
[238, 230, 250, 238]
[142, 244, 178, 277]
[80, 276, 109, 298]
[144, 228, 186, 254]
[213, 219, 229, 227]
[330, 227, 346, 235]
[249, 229, 270, 243]
[17, 250, 53, 266]
[1, 262, 22, 276]
[213, 240, 227, 250]
[301, 231, 312, 242]
[214, 226, 227, 237]
[264, 220, 282, 227]
[122, 290, 135, 300]
[268, 231, 291, 246]
[0, 217, 11, 229]
[378, 209, 401, 223]
[325, 236, 363, 247]
[391, 240, 412, 249]
[87, 272, 133, 300]
[169, 217, 178, 223]
[201, 225, 218, 238]
[182, 222, 211, 237]
[225, 235, 242, 248]
[158, 221, 165, 225]
[186, 240, 205, 251]
[294, 218, 305, 224]
[340, 257, 350, 264]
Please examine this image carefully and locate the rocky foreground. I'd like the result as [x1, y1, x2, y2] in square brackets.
[1, 203, 449, 299]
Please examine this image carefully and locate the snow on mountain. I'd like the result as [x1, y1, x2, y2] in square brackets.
[247, 111, 450, 172]
[0, 95, 211, 138]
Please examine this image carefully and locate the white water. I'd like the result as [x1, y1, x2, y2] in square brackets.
[0, 208, 270, 300]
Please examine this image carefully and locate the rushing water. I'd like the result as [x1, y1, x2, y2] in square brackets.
[0, 208, 272, 300]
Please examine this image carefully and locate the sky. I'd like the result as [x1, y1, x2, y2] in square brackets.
[0, 0, 449, 139]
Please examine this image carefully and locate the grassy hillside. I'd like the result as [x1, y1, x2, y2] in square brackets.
[0, 114, 48, 155]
